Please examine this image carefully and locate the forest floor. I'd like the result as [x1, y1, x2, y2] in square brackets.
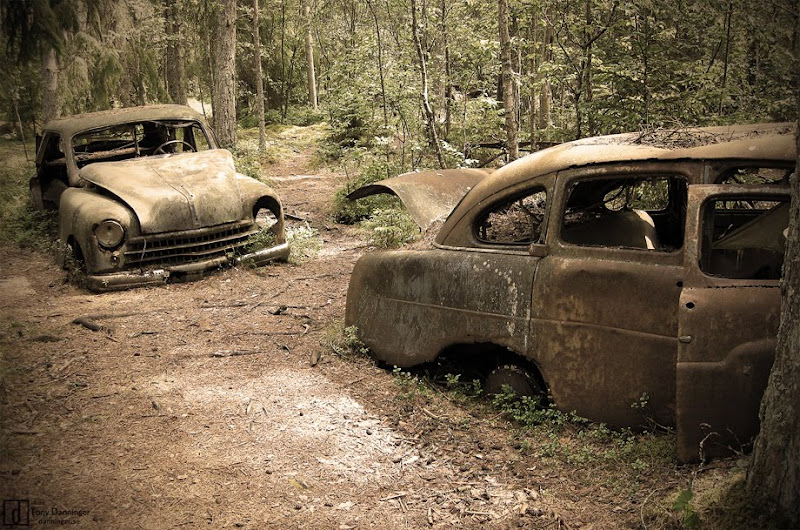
[0, 127, 745, 529]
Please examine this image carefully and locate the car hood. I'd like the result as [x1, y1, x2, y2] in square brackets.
[346, 168, 491, 230]
[79, 150, 244, 234]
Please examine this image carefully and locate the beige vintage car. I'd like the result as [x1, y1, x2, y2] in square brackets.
[345, 123, 796, 462]
[30, 105, 289, 291]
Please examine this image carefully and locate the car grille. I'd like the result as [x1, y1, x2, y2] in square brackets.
[124, 221, 258, 267]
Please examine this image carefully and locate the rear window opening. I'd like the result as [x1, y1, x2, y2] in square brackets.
[476, 188, 548, 244]
[717, 166, 794, 186]
[701, 197, 790, 280]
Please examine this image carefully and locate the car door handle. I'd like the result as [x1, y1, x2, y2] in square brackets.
[679, 335, 693, 344]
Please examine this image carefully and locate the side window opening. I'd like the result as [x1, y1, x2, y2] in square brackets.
[701, 197, 789, 280]
[39, 134, 67, 181]
[718, 166, 794, 185]
[476, 188, 547, 244]
[561, 175, 687, 251]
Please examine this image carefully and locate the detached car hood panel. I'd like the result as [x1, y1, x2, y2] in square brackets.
[79, 150, 243, 233]
[347, 169, 491, 230]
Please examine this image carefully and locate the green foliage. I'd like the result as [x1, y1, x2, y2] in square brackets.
[330, 155, 405, 224]
[0, 161, 56, 252]
[285, 223, 322, 265]
[492, 387, 574, 428]
[322, 324, 369, 358]
[443, 373, 483, 403]
[391, 366, 432, 400]
[673, 488, 701, 528]
[245, 227, 276, 253]
[492, 386, 674, 471]
[231, 137, 279, 182]
[360, 208, 420, 249]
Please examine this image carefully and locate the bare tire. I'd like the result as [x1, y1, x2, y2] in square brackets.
[484, 363, 541, 397]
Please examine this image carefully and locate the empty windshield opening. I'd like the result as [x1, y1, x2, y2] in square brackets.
[72, 120, 212, 167]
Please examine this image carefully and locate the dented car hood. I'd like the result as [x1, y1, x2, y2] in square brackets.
[347, 168, 491, 230]
[79, 150, 244, 234]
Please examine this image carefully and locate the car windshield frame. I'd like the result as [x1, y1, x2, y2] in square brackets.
[67, 119, 214, 171]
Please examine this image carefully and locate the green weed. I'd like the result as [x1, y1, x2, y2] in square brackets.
[0, 164, 57, 252]
[285, 223, 322, 265]
[674, 487, 701, 528]
[322, 324, 369, 358]
[245, 228, 277, 253]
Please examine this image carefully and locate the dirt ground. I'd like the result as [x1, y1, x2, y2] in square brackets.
[0, 132, 704, 529]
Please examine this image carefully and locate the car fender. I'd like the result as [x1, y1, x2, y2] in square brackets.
[346, 169, 491, 230]
[59, 187, 138, 272]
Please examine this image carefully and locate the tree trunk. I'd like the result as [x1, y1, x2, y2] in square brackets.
[440, 0, 452, 141]
[212, 0, 237, 148]
[304, 0, 318, 110]
[499, 0, 519, 161]
[537, 12, 553, 131]
[253, 0, 267, 151]
[746, 53, 800, 527]
[41, 43, 59, 123]
[410, 0, 446, 169]
[583, 0, 594, 136]
[165, 0, 187, 105]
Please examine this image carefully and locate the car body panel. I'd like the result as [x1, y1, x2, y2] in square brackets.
[675, 185, 786, 461]
[345, 249, 537, 367]
[346, 169, 491, 230]
[345, 123, 796, 462]
[79, 150, 244, 233]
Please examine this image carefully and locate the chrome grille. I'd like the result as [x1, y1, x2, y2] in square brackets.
[124, 221, 258, 267]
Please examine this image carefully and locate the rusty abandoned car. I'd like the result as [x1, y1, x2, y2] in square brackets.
[345, 123, 796, 462]
[30, 105, 289, 291]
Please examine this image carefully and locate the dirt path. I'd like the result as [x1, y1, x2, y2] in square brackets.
[0, 130, 684, 529]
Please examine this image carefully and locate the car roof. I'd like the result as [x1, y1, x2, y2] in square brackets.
[42, 104, 209, 138]
[436, 122, 796, 243]
[460, 122, 793, 209]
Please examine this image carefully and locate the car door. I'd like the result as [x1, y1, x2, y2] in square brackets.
[676, 185, 788, 462]
[346, 175, 553, 368]
[530, 164, 694, 429]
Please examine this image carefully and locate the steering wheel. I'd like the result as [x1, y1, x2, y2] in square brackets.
[154, 140, 196, 154]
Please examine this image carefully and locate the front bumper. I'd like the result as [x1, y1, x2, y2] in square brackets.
[85, 242, 290, 292]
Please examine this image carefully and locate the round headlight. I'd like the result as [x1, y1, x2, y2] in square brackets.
[95, 220, 125, 249]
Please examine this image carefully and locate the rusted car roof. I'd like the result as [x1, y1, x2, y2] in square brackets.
[43, 104, 208, 138]
[435, 123, 795, 244]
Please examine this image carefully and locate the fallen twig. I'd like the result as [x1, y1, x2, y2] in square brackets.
[210, 350, 264, 358]
[381, 492, 408, 501]
[72, 317, 102, 332]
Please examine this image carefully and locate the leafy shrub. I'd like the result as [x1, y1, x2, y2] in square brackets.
[361, 207, 420, 249]
[245, 227, 277, 253]
[330, 156, 405, 224]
